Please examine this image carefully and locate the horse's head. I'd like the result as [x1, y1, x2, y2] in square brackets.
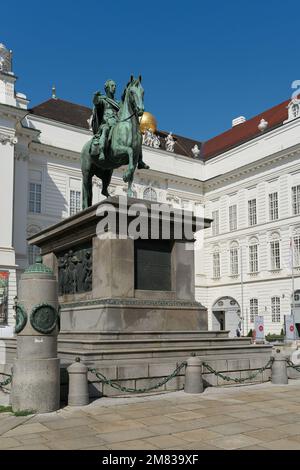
[122, 75, 144, 117]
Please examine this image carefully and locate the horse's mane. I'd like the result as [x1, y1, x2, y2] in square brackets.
[121, 80, 131, 103]
[121, 78, 139, 103]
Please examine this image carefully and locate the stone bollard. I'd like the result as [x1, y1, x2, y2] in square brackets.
[271, 350, 288, 385]
[11, 256, 60, 413]
[184, 356, 204, 394]
[67, 358, 89, 406]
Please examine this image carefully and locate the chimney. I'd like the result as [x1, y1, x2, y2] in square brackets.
[232, 116, 246, 127]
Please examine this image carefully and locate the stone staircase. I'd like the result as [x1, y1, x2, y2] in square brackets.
[57, 330, 272, 397]
[1, 330, 273, 397]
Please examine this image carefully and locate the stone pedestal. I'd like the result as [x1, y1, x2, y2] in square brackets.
[27, 197, 272, 396]
[29, 197, 210, 335]
[11, 258, 60, 412]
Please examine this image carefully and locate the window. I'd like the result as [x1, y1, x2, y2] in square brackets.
[29, 183, 41, 213]
[292, 185, 300, 215]
[248, 199, 257, 226]
[230, 246, 239, 275]
[70, 190, 81, 216]
[294, 236, 300, 267]
[271, 296, 280, 323]
[250, 298, 258, 323]
[249, 243, 258, 273]
[229, 205, 237, 231]
[28, 245, 40, 265]
[270, 240, 280, 270]
[211, 210, 219, 236]
[213, 251, 220, 279]
[269, 192, 278, 221]
[143, 187, 157, 202]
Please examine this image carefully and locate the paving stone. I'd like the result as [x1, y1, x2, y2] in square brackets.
[47, 436, 106, 450]
[3, 422, 50, 437]
[109, 439, 160, 450]
[166, 411, 206, 421]
[42, 417, 97, 430]
[0, 437, 23, 449]
[136, 415, 177, 426]
[96, 428, 155, 444]
[208, 434, 262, 450]
[172, 429, 223, 442]
[90, 419, 147, 434]
[261, 439, 300, 450]
[0, 416, 32, 436]
[8, 444, 51, 450]
[244, 417, 288, 428]
[143, 435, 186, 449]
[40, 425, 97, 441]
[276, 423, 300, 436]
[207, 422, 259, 436]
[244, 428, 291, 442]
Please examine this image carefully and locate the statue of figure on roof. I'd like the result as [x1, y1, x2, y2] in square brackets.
[165, 132, 175, 152]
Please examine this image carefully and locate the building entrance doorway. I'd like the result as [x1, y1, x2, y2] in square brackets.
[292, 290, 300, 338]
[212, 296, 241, 338]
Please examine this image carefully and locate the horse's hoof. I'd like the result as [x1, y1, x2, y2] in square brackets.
[101, 191, 110, 198]
[123, 174, 129, 183]
[138, 162, 150, 170]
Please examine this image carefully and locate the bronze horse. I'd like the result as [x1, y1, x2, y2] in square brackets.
[81, 75, 149, 209]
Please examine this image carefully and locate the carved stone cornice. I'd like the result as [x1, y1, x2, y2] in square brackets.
[0, 132, 17, 145]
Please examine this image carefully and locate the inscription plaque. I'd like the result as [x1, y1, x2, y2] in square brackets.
[134, 239, 172, 291]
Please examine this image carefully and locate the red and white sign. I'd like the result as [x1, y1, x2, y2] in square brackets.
[254, 316, 264, 341]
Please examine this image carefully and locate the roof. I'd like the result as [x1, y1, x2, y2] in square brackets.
[29, 98, 202, 158]
[201, 99, 290, 159]
[30, 97, 292, 160]
[30, 99, 91, 129]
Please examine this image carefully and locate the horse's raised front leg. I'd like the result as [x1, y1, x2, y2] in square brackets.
[82, 170, 93, 209]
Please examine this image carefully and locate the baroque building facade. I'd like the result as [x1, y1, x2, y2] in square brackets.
[1, 42, 300, 338]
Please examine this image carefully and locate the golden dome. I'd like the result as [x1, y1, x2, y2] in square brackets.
[140, 111, 157, 133]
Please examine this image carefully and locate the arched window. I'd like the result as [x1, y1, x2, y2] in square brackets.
[230, 242, 239, 275]
[143, 187, 157, 202]
[271, 296, 280, 323]
[250, 298, 258, 323]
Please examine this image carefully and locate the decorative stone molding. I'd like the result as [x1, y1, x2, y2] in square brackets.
[60, 297, 204, 310]
[0, 133, 18, 145]
[30, 303, 58, 334]
[15, 304, 27, 334]
[284, 98, 300, 123]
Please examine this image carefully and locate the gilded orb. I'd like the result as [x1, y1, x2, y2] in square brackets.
[140, 111, 157, 134]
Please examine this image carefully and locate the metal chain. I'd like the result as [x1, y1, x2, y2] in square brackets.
[286, 359, 300, 373]
[88, 361, 187, 394]
[0, 374, 12, 389]
[202, 358, 274, 384]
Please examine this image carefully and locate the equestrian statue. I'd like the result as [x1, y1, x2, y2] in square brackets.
[81, 75, 149, 209]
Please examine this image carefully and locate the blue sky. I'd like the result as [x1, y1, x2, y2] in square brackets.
[2, 0, 300, 140]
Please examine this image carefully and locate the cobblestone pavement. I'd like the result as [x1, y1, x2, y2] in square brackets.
[2, 380, 300, 450]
